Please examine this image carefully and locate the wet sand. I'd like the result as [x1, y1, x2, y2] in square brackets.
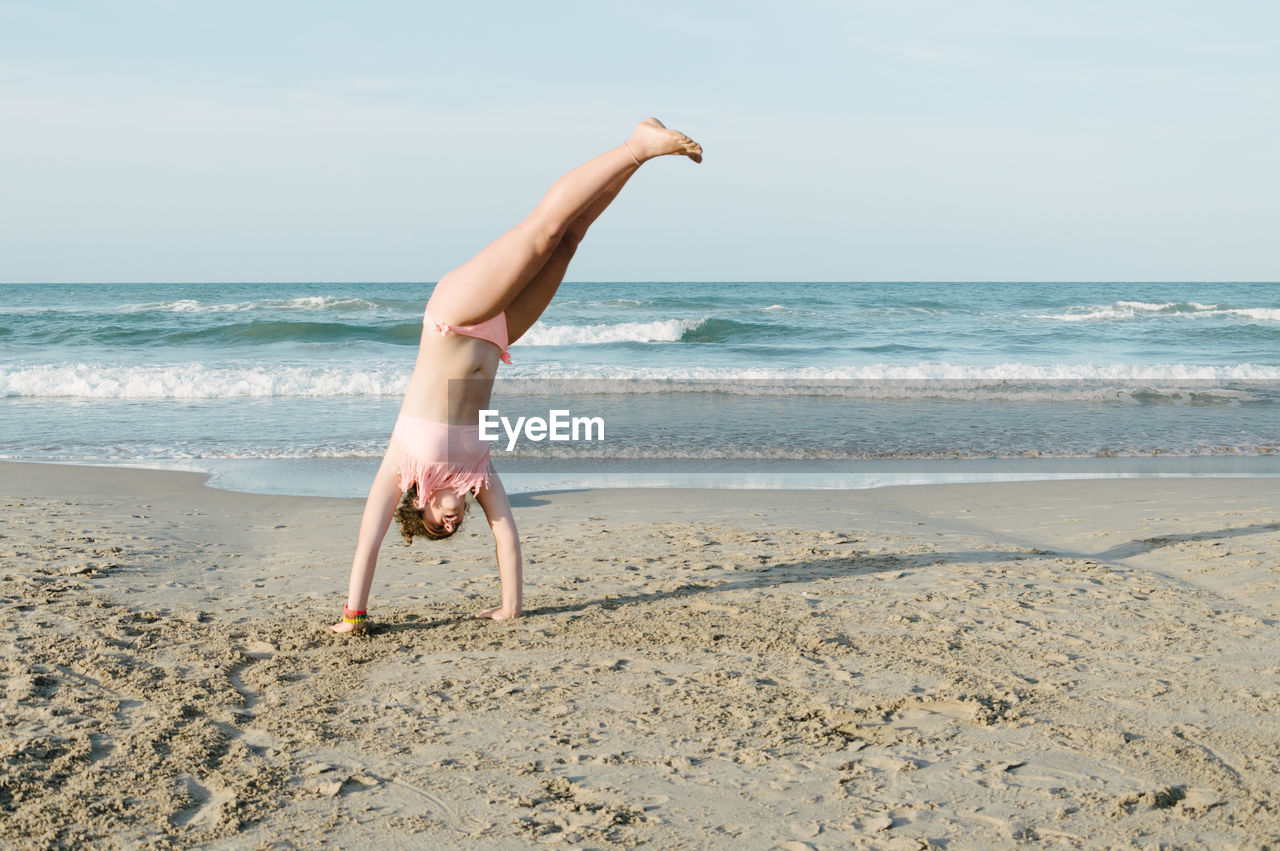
[2, 461, 1278, 847]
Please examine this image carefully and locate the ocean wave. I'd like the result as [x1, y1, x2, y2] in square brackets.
[4, 361, 1279, 400]
[506, 362, 1280, 382]
[492, 381, 1276, 404]
[1032, 301, 1280, 323]
[5, 443, 1276, 463]
[1222, 307, 1280, 322]
[518, 318, 706, 345]
[2, 295, 413, 317]
[0, 363, 410, 399]
[121, 296, 390, 314]
[7, 318, 423, 347]
[491, 365, 1280, 402]
[0, 445, 387, 461]
[162, 319, 421, 346]
[678, 317, 785, 342]
[492, 444, 1280, 461]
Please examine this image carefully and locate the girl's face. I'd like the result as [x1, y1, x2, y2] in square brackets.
[423, 489, 465, 535]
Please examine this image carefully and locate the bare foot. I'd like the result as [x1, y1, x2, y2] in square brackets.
[330, 619, 369, 634]
[629, 117, 702, 163]
[475, 606, 521, 621]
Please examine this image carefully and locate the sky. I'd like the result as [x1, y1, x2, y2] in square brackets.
[1, 0, 1277, 282]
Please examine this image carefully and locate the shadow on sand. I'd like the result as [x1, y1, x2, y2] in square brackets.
[374, 544, 1042, 634]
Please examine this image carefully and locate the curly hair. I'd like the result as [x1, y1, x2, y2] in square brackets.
[393, 485, 465, 544]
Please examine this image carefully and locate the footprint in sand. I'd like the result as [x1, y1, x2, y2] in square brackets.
[169, 774, 237, 829]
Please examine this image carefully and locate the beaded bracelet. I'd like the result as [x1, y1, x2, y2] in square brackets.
[342, 605, 368, 626]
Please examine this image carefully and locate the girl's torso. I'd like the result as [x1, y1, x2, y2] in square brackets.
[399, 301, 506, 423]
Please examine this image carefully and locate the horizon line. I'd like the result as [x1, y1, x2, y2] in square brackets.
[4, 280, 1279, 286]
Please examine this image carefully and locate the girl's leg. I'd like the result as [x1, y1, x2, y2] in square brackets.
[505, 166, 637, 342]
[428, 119, 701, 326]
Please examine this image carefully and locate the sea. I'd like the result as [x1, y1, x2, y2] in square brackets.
[2, 281, 1278, 497]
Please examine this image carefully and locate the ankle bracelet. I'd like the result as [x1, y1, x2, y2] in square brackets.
[342, 605, 368, 625]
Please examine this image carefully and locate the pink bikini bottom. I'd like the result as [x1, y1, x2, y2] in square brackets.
[424, 307, 512, 364]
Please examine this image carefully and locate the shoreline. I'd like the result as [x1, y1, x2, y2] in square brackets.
[3, 461, 1278, 846]
[7, 453, 1280, 502]
[3, 459, 1279, 617]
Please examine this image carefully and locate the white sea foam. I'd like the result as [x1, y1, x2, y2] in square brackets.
[1222, 307, 1280, 322]
[14, 443, 1268, 463]
[517, 318, 706, 346]
[123, 299, 254, 313]
[0, 363, 409, 399]
[1033, 301, 1280, 323]
[123, 296, 381, 314]
[492, 444, 1280, 460]
[1114, 300, 1175, 311]
[4, 361, 1278, 400]
[263, 296, 381, 311]
[506, 361, 1280, 383]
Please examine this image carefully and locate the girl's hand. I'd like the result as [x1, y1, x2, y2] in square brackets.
[475, 606, 521, 621]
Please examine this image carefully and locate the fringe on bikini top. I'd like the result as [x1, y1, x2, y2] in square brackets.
[393, 414, 492, 507]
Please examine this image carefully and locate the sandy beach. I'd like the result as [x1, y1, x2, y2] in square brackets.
[2, 462, 1278, 848]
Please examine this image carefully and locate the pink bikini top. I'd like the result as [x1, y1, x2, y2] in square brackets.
[393, 415, 492, 506]
[424, 307, 512, 364]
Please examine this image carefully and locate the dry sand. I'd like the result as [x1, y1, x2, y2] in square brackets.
[2, 461, 1278, 848]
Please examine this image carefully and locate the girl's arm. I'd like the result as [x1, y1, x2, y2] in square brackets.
[331, 441, 404, 632]
[474, 468, 523, 620]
